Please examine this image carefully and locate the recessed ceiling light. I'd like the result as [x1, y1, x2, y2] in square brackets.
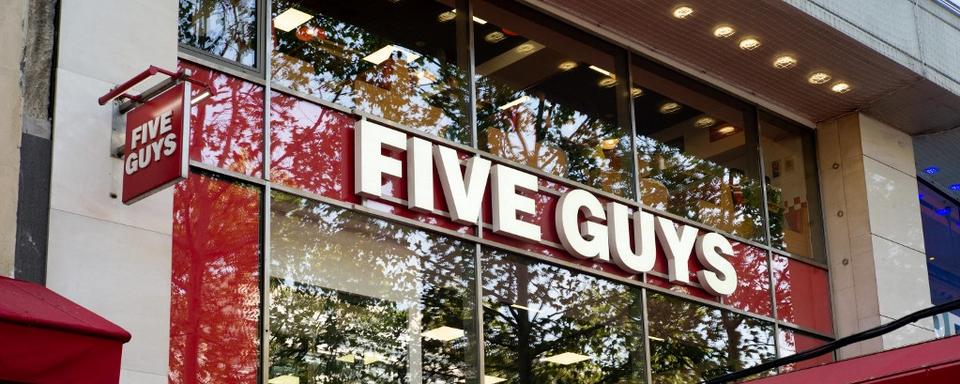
[929, 256, 937, 261]
[498, 95, 529, 111]
[672, 6, 694, 19]
[717, 125, 737, 135]
[773, 55, 797, 69]
[558, 61, 578, 71]
[268, 375, 301, 384]
[510, 303, 530, 311]
[713, 25, 736, 38]
[924, 166, 940, 175]
[659, 102, 681, 114]
[950, 184, 960, 191]
[336, 354, 356, 363]
[830, 81, 851, 94]
[694, 116, 716, 128]
[631, 87, 643, 98]
[601, 138, 620, 150]
[542, 352, 591, 365]
[422, 326, 466, 341]
[485, 31, 506, 43]
[516, 43, 536, 54]
[484, 375, 507, 384]
[437, 10, 456, 22]
[363, 352, 384, 365]
[648, 335, 666, 342]
[598, 77, 617, 88]
[362, 45, 421, 65]
[808, 72, 832, 84]
[274, 8, 314, 32]
[738, 37, 761, 50]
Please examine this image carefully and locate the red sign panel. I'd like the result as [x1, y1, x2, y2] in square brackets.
[122, 82, 190, 204]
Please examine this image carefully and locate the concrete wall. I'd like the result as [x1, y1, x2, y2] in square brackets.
[786, 0, 960, 98]
[47, 0, 178, 382]
[0, 0, 25, 278]
[818, 112, 936, 359]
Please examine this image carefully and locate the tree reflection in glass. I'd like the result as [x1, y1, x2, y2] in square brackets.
[647, 293, 775, 383]
[268, 191, 478, 383]
[271, 0, 470, 144]
[482, 249, 646, 383]
[179, 0, 258, 66]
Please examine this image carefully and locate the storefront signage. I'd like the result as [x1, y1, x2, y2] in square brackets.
[121, 82, 190, 204]
[355, 120, 738, 296]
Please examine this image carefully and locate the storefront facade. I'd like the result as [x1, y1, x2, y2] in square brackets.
[4, 0, 960, 383]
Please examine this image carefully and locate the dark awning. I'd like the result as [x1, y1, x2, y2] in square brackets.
[0, 276, 131, 383]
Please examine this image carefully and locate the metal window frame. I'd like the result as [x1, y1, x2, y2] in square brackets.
[173, 0, 839, 382]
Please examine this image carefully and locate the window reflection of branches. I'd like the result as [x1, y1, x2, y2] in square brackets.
[179, 0, 258, 66]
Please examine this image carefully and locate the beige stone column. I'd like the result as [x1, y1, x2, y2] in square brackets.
[0, 0, 25, 277]
[818, 112, 935, 359]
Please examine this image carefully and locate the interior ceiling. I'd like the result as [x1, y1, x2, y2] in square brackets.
[527, 0, 960, 134]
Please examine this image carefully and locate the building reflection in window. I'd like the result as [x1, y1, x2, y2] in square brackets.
[268, 191, 478, 383]
[647, 292, 776, 383]
[472, 2, 635, 198]
[482, 248, 646, 383]
[271, 0, 470, 144]
[918, 181, 960, 336]
[631, 58, 765, 243]
[179, 0, 258, 66]
[761, 113, 823, 260]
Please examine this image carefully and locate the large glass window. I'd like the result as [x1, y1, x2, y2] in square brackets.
[631, 56, 764, 243]
[647, 292, 776, 383]
[761, 112, 823, 260]
[268, 192, 479, 383]
[179, 0, 258, 67]
[473, 1, 635, 198]
[482, 248, 646, 383]
[271, 0, 470, 143]
[918, 181, 960, 336]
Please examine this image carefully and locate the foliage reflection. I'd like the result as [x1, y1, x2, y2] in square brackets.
[482, 249, 646, 383]
[268, 191, 478, 383]
[179, 0, 258, 66]
[648, 293, 775, 383]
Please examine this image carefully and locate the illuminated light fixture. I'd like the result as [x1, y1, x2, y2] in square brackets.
[830, 81, 851, 94]
[672, 6, 694, 19]
[738, 37, 761, 50]
[422, 326, 466, 342]
[484, 375, 508, 384]
[268, 375, 301, 384]
[191, 91, 211, 105]
[510, 303, 530, 311]
[808, 72, 832, 85]
[437, 10, 456, 22]
[648, 336, 666, 342]
[598, 77, 617, 88]
[631, 87, 643, 98]
[694, 116, 716, 129]
[716, 125, 737, 135]
[558, 61, 578, 71]
[441, 9, 487, 24]
[588, 65, 614, 77]
[773, 55, 797, 69]
[713, 25, 736, 38]
[498, 95, 529, 111]
[515, 43, 536, 54]
[363, 352, 384, 365]
[362, 45, 421, 65]
[601, 138, 620, 150]
[336, 354, 356, 363]
[924, 166, 940, 175]
[951, 184, 960, 191]
[274, 8, 314, 32]
[542, 352, 591, 365]
[936, 207, 952, 216]
[929, 256, 937, 261]
[659, 102, 682, 114]
[485, 31, 506, 43]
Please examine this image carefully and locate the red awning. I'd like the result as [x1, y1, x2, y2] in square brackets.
[0, 276, 131, 383]
[748, 335, 960, 384]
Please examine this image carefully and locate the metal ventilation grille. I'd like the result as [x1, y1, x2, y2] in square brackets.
[534, 0, 960, 133]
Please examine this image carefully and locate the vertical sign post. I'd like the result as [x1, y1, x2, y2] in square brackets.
[121, 82, 190, 204]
